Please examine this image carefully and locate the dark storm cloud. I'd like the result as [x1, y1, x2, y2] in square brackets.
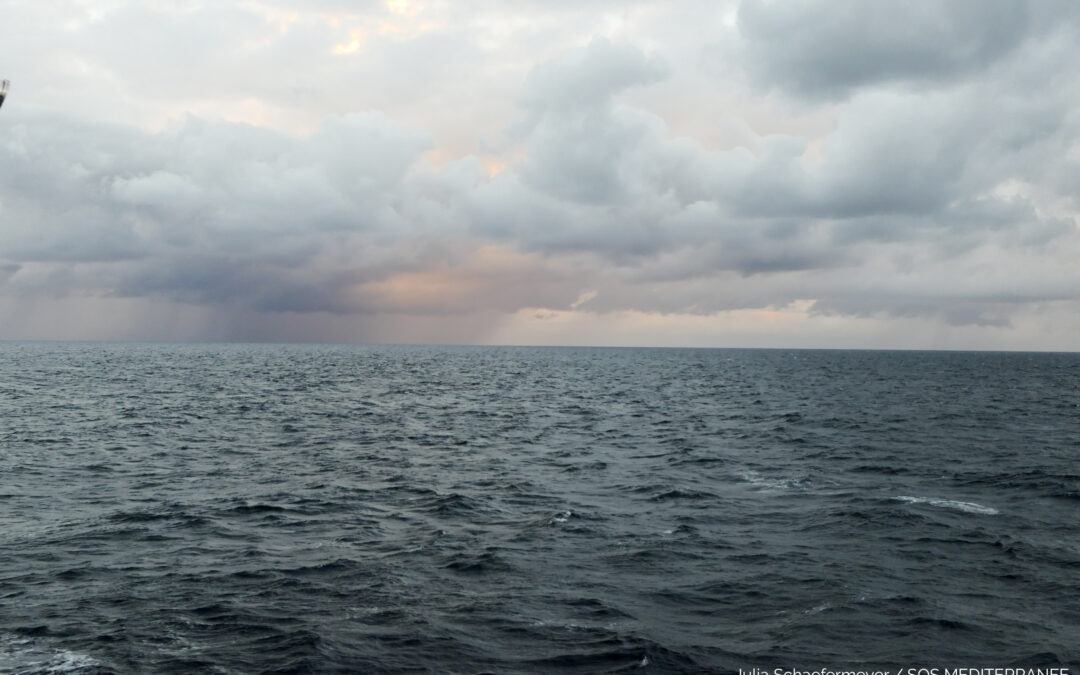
[0, 107, 434, 311]
[110, 253, 370, 314]
[810, 296, 1017, 329]
[736, 0, 1075, 99]
[0, 264, 21, 283]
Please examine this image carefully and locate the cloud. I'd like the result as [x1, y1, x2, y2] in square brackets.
[512, 38, 668, 204]
[736, 0, 1076, 99]
[1, 1, 1079, 347]
[0, 108, 435, 309]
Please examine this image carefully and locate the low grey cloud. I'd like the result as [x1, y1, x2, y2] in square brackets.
[737, 0, 1076, 99]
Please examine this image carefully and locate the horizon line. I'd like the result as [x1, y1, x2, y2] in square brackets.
[1, 338, 1077, 355]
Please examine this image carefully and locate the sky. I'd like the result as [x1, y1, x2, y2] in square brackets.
[1, 0, 1079, 349]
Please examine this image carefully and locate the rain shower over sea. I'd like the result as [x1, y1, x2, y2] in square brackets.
[1, 343, 1078, 673]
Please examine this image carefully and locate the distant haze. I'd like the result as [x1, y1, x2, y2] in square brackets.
[2, 1, 1079, 349]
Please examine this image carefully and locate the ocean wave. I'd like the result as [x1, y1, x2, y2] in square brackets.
[895, 495, 999, 515]
[3, 343, 1077, 671]
[548, 510, 572, 525]
[739, 471, 811, 491]
[0, 634, 106, 674]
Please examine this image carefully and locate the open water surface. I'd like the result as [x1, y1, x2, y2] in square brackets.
[1, 343, 1078, 672]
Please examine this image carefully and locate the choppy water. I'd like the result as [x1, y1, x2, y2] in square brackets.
[1, 343, 1078, 673]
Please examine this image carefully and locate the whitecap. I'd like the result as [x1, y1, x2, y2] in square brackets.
[0, 633, 102, 674]
[895, 495, 998, 515]
[740, 471, 808, 491]
[548, 510, 572, 525]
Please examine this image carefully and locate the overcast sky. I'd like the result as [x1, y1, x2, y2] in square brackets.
[2, 0, 1079, 349]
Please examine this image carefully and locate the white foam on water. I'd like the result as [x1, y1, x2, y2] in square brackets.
[0, 634, 102, 674]
[548, 510, 572, 525]
[896, 495, 999, 515]
[740, 471, 807, 491]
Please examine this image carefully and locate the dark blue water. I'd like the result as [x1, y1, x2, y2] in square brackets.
[1, 343, 1078, 673]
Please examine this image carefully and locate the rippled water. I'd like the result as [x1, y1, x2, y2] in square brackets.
[1, 343, 1078, 673]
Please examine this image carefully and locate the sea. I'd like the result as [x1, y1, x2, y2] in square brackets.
[0, 342, 1077, 673]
